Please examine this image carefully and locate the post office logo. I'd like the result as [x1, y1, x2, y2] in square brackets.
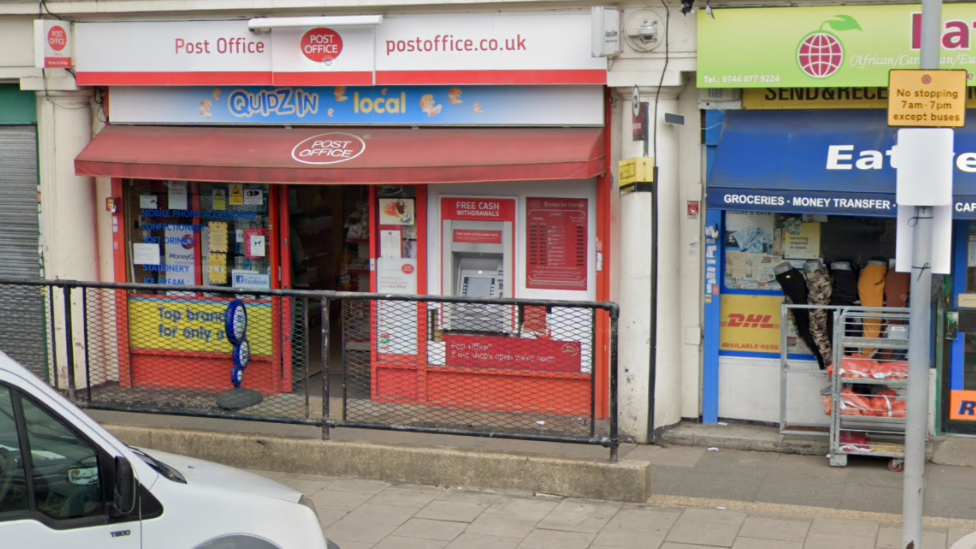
[291, 132, 366, 165]
[301, 28, 343, 65]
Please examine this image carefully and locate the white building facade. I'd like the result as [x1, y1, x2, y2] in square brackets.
[1, 0, 707, 442]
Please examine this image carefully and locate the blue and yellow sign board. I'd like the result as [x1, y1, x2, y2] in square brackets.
[128, 298, 273, 356]
[108, 85, 604, 126]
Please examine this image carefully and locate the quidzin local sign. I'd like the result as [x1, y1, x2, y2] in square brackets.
[699, 3, 976, 88]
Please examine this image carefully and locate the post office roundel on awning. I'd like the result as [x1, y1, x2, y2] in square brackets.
[291, 132, 367, 165]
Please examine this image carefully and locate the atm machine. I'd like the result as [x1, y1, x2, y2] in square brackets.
[441, 214, 513, 334]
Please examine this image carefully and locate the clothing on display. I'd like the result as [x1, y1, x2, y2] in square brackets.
[858, 260, 888, 355]
[805, 261, 833, 367]
[829, 262, 859, 306]
[885, 269, 910, 308]
[775, 264, 826, 369]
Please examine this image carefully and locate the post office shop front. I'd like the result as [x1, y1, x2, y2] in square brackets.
[700, 109, 976, 433]
[70, 13, 614, 419]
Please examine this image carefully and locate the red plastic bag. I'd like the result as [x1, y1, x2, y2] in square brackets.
[866, 391, 906, 418]
[840, 388, 874, 416]
[840, 357, 878, 380]
[871, 361, 909, 380]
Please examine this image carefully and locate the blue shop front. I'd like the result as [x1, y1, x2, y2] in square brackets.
[702, 109, 976, 435]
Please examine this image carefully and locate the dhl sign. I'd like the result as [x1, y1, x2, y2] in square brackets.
[720, 295, 783, 354]
[726, 314, 777, 329]
[950, 390, 976, 422]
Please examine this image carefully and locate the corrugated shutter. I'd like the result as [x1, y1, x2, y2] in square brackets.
[0, 126, 46, 379]
[0, 126, 40, 279]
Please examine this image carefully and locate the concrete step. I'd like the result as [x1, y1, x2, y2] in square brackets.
[100, 421, 653, 502]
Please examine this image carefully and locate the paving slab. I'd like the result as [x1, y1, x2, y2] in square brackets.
[276, 474, 336, 495]
[416, 501, 489, 523]
[344, 503, 419, 526]
[732, 538, 803, 549]
[737, 516, 811, 543]
[665, 508, 747, 547]
[592, 508, 681, 549]
[483, 496, 561, 522]
[446, 534, 521, 549]
[331, 479, 393, 494]
[465, 514, 539, 539]
[517, 529, 595, 549]
[314, 507, 349, 529]
[370, 486, 445, 508]
[435, 488, 501, 505]
[325, 518, 399, 544]
[311, 489, 377, 511]
[374, 537, 450, 549]
[875, 526, 947, 549]
[534, 498, 622, 534]
[393, 519, 468, 541]
[809, 517, 881, 539]
[250, 468, 976, 549]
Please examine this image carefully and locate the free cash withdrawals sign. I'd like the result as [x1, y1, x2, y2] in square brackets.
[698, 4, 976, 88]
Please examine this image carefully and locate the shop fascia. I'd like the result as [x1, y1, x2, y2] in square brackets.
[827, 144, 976, 172]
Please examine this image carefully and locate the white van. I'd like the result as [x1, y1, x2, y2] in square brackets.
[0, 350, 331, 549]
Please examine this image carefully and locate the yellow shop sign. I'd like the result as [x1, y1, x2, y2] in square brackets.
[719, 295, 782, 354]
[128, 298, 273, 356]
[743, 87, 976, 110]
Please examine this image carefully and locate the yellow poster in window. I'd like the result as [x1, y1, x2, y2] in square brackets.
[783, 223, 821, 259]
[208, 253, 228, 284]
[719, 295, 782, 354]
[128, 297, 272, 356]
[209, 222, 229, 253]
[229, 184, 244, 206]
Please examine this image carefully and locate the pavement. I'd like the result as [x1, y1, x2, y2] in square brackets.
[643, 445, 976, 521]
[87, 410, 976, 523]
[252, 469, 976, 549]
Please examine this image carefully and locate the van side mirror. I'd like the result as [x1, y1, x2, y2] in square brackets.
[111, 456, 137, 516]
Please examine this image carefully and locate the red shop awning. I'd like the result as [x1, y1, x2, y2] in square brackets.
[75, 125, 605, 185]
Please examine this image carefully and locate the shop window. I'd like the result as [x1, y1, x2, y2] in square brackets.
[720, 211, 897, 358]
[124, 180, 272, 290]
[723, 212, 896, 292]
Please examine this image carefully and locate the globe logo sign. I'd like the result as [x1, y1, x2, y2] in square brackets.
[796, 15, 862, 79]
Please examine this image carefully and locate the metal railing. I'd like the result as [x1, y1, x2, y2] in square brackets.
[0, 279, 620, 460]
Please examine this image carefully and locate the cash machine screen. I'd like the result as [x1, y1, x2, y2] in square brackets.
[460, 276, 496, 298]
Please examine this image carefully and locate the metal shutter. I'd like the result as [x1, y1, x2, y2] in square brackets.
[0, 126, 46, 379]
[0, 126, 39, 279]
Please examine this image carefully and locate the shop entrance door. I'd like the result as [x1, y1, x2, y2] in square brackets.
[944, 221, 976, 434]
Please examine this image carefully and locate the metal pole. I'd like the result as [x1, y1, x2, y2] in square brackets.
[321, 298, 330, 441]
[609, 306, 620, 462]
[904, 1, 941, 546]
[62, 286, 76, 403]
[904, 206, 933, 548]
